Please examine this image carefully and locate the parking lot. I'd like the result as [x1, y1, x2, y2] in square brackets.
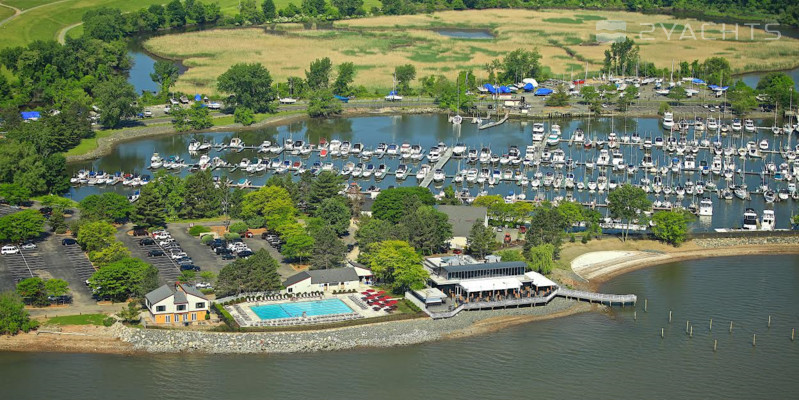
[118, 229, 182, 283]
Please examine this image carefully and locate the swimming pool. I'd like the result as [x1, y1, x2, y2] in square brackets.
[250, 299, 354, 320]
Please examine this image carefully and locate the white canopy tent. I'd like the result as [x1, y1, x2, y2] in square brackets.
[459, 277, 522, 294]
[524, 271, 558, 288]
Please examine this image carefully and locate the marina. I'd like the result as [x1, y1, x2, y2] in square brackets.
[69, 114, 799, 230]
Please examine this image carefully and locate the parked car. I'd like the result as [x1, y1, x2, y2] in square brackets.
[48, 295, 72, 303]
[237, 250, 254, 258]
[1, 245, 20, 255]
[214, 247, 232, 255]
[139, 238, 155, 246]
[242, 230, 254, 238]
[179, 264, 200, 271]
[21, 242, 36, 250]
[195, 282, 212, 289]
[170, 251, 188, 259]
[221, 253, 236, 260]
[176, 257, 194, 265]
[61, 238, 77, 246]
[147, 249, 165, 257]
[153, 232, 171, 240]
[158, 239, 176, 246]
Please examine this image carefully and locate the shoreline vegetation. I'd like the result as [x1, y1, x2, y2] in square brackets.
[2, 236, 798, 355]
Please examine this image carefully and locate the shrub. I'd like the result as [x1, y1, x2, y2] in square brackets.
[201, 234, 215, 245]
[229, 221, 248, 234]
[224, 232, 241, 240]
[246, 216, 266, 229]
[658, 102, 671, 115]
[569, 233, 576, 243]
[188, 225, 211, 236]
[234, 107, 256, 126]
[581, 233, 590, 244]
[102, 317, 116, 327]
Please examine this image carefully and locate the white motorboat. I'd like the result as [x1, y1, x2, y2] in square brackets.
[532, 123, 545, 142]
[761, 209, 775, 231]
[662, 112, 675, 129]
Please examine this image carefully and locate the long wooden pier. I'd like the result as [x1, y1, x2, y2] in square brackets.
[557, 288, 637, 305]
[419, 148, 453, 188]
[478, 111, 509, 130]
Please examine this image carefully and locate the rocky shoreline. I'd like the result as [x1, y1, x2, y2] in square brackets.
[113, 298, 586, 354]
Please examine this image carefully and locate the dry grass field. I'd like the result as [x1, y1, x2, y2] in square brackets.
[144, 9, 799, 95]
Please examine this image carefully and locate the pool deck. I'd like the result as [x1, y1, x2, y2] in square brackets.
[227, 293, 390, 327]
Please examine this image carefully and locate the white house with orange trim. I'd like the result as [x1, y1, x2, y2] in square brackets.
[144, 283, 210, 325]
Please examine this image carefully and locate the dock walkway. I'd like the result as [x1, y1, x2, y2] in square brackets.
[419, 148, 453, 187]
[557, 288, 637, 305]
[478, 111, 509, 130]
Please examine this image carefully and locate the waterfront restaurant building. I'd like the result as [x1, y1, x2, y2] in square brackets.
[423, 255, 557, 299]
[144, 283, 210, 325]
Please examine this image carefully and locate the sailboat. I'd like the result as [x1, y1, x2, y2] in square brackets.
[279, 80, 298, 104]
[450, 73, 465, 125]
[385, 73, 403, 102]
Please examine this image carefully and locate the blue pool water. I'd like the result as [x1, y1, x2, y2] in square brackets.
[250, 299, 354, 320]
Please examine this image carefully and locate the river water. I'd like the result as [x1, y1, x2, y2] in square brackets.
[69, 114, 799, 230]
[1, 254, 797, 398]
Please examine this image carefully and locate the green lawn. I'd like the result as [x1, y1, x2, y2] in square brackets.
[0, 0, 381, 49]
[0, 5, 14, 21]
[63, 128, 116, 158]
[46, 313, 108, 326]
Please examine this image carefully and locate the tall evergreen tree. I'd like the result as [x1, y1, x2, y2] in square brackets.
[310, 225, 346, 270]
[131, 184, 166, 227]
[262, 0, 277, 19]
[182, 170, 222, 219]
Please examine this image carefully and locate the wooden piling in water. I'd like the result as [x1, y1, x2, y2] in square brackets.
[634, 311, 637, 321]
[792, 328, 795, 341]
[768, 315, 771, 328]
[709, 318, 713, 332]
[714, 339, 717, 351]
[644, 299, 647, 312]
[686, 320, 689, 334]
[690, 325, 693, 337]
[669, 310, 672, 323]
[730, 321, 733, 333]
[661, 328, 664, 338]
[753, 334, 756, 346]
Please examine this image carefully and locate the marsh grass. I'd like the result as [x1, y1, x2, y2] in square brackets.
[144, 9, 799, 94]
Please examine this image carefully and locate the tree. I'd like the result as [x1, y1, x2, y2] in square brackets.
[501, 48, 542, 81]
[545, 85, 570, 107]
[117, 300, 141, 323]
[0, 210, 45, 243]
[525, 244, 555, 275]
[302, 0, 327, 16]
[131, 183, 166, 228]
[405, 205, 452, 255]
[16, 277, 48, 306]
[394, 64, 416, 95]
[617, 85, 638, 111]
[89, 241, 131, 268]
[150, 60, 179, 95]
[702, 57, 731, 86]
[381, 0, 404, 15]
[234, 107, 256, 126]
[94, 76, 141, 128]
[310, 225, 347, 270]
[355, 216, 407, 251]
[555, 201, 583, 230]
[281, 232, 313, 262]
[372, 187, 435, 223]
[307, 89, 343, 118]
[217, 63, 276, 113]
[333, 61, 356, 96]
[165, 0, 187, 27]
[182, 169, 222, 219]
[0, 292, 38, 335]
[49, 209, 67, 234]
[467, 220, 495, 259]
[88, 258, 159, 301]
[241, 185, 297, 229]
[77, 220, 116, 252]
[317, 197, 351, 236]
[0, 183, 31, 205]
[262, 0, 277, 19]
[216, 249, 281, 296]
[239, 0, 264, 24]
[307, 171, 345, 212]
[493, 249, 525, 262]
[199, 271, 217, 285]
[728, 80, 758, 114]
[607, 184, 651, 241]
[306, 57, 333, 90]
[756, 72, 795, 109]
[524, 206, 567, 258]
[171, 103, 213, 132]
[667, 85, 687, 104]
[332, 0, 363, 16]
[44, 278, 69, 297]
[362, 240, 426, 292]
[652, 210, 691, 246]
[79, 192, 133, 222]
[82, 7, 126, 41]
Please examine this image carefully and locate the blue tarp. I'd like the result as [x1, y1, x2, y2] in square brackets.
[334, 95, 350, 103]
[194, 94, 202, 101]
[483, 83, 497, 94]
[499, 86, 511, 94]
[708, 85, 729, 91]
[388, 91, 398, 96]
[20, 111, 40, 120]
[534, 88, 553, 96]
[692, 78, 706, 85]
[523, 83, 535, 91]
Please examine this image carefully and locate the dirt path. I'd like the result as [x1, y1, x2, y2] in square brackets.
[0, 325, 134, 354]
[57, 21, 82, 44]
